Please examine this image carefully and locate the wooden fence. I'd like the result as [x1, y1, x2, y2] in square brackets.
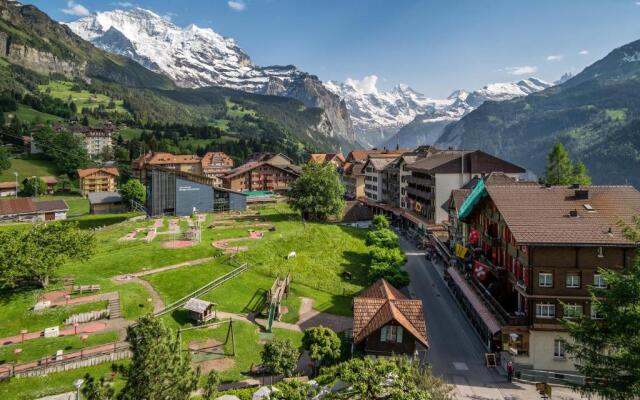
[0, 342, 130, 379]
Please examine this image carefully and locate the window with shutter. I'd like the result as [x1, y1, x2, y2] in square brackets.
[380, 326, 388, 342]
[396, 326, 403, 343]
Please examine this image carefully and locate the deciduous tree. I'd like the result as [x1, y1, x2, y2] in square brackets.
[202, 370, 220, 400]
[120, 179, 146, 207]
[302, 326, 341, 365]
[0, 146, 10, 172]
[289, 161, 345, 221]
[0, 222, 95, 288]
[261, 338, 300, 377]
[20, 176, 46, 197]
[319, 356, 453, 400]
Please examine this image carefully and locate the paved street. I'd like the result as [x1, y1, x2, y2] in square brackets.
[401, 236, 585, 400]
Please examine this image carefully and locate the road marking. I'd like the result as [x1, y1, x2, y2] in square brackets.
[453, 362, 469, 370]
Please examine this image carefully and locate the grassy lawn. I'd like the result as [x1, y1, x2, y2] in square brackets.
[178, 319, 303, 383]
[0, 292, 109, 338]
[39, 194, 89, 216]
[5, 105, 62, 124]
[148, 205, 368, 322]
[143, 259, 236, 304]
[0, 157, 58, 182]
[0, 362, 127, 400]
[117, 127, 147, 140]
[0, 331, 119, 364]
[39, 80, 129, 116]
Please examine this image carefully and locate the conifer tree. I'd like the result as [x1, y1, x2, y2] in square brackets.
[544, 142, 573, 185]
[564, 216, 640, 400]
[571, 161, 592, 186]
[118, 315, 199, 400]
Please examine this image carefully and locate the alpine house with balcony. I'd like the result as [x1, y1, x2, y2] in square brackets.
[450, 183, 640, 372]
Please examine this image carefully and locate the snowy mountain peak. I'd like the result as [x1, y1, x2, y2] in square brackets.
[67, 8, 353, 139]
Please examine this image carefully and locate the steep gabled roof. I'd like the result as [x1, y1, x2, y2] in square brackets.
[353, 279, 428, 348]
[77, 167, 119, 178]
[223, 161, 300, 179]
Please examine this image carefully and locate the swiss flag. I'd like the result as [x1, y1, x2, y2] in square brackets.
[469, 227, 480, 245]
[474, 260, 490, 281]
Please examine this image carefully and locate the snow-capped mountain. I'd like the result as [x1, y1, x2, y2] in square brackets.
[325, 75, 551, 147]
[324, 76, 449, 147]
[67, 8, 353, 140]
[381, 78, 552, 148]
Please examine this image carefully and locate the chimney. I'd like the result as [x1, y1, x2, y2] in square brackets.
[570, 183, 580, 189]
[569, 209, 579, 218]
[575, 189, 589, 200]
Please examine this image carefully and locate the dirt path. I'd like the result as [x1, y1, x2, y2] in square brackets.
[297, 297, 353, 333]
[113, 257, 216, 279]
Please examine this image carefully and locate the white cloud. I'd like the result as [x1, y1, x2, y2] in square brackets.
[579, 50, 589, 55]
[636, 1, 640, 5]
[162, 12, 177, 21]
[345, 75, 379, 95]
[228, 0, 246, 11]
[546, 54, 564, 62]
[61, 1, 90, 17]
[505, 66, 538, 76]
[110, 2, 133, 7]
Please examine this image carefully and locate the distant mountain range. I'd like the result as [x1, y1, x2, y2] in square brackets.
[379, 78, 552, 148]
[67, 8, 354, 141]
[67, 7, 553, 148]
[435, 39, 640, 188]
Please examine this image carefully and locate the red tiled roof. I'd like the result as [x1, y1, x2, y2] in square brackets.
[0, 182, 18, 189]
[77, 167, 119, 178]
[0, 198, 36, 215]
[201, 152, 233, 169]
[484, 185, 640, 246]
[353, 279, 428, 348]
[309, 153, 345, 164]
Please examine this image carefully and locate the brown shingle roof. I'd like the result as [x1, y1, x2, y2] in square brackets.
[353, 279, 428, 348]
[40, 176, 58, 185]
[77, 167, 120, 178]
[34, 200, 68, 212]
[201, 152, 233, 169]
[365, 157, 397, 172]
[223, 161, 300, 179]
[309, 153, 344, 164]
[0, 198, 36, 215]
[347, 149, 409, 163]
[485, 185, 640, 246]
[407, 150, 525, 174]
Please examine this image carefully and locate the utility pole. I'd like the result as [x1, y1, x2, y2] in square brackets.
[32, 176, 37, 198]
[13, 172, 18, 198]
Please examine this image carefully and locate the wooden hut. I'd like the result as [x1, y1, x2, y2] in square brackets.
[184, 298, 216, 324]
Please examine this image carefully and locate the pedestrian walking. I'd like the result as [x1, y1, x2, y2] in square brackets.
[507, 361, 514, 383]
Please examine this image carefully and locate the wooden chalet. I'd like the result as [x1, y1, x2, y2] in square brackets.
[352, 279, 428, 356]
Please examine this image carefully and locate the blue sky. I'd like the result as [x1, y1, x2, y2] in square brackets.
[27, 0, 640, 97]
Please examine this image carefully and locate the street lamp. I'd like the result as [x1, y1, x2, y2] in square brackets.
[73, 378, 84, 400]
[13, 172, 18, 198]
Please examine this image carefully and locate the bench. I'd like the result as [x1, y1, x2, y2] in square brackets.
[71, 284, 101, 294]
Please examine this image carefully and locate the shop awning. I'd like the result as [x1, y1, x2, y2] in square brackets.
[447, 267, 502, 335]
[458, 178, 486, 220]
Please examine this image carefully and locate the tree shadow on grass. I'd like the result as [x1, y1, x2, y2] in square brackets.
[170, 309, 192, 326]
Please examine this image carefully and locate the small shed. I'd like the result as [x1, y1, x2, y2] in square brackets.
[184, 298, 216, 324]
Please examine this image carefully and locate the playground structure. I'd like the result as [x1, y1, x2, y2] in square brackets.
[177, 318, 236, 368]
[264, 274, 291, 332]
